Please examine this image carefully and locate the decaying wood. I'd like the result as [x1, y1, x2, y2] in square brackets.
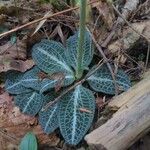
[102, 0, 140, 47]
[85, 70, 150, 150]
[108, 20, 150, 54]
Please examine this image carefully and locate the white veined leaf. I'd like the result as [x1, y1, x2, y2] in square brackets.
[39, 93, 58, 134]
[58, 85, 95, 145]
[87, 64, 131, 95]
[66, 30, 94, 71]
[19, 132, 37, 150]
[40, 73, 75, 93]
[15, 91, 44, 116]
[42, 92, 55, 107]
[21, 66, 75, 93]
[39, 103, 59, 134]
[5, 71, 32, 94]
[32, 39, 73, 74]
[21, 66, 41, 91]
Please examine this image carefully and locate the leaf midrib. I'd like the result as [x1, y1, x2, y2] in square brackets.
[37, 47, 72, 73]
[44, 105, 58, 132]
[23, 92, 36, 113]
[88, 76, 130, 88]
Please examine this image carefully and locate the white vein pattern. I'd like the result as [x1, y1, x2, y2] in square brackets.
[37, 47, 73, 74]
[6, 82, 20, 90]
[88, 76, 130, 88]
[59, 85, 95, 145]
[23, 92, 36, 113]
[44, 105, 58, 132]
[71, 86, 79, 143]
[39, 103, 59, 134]
[40, 80, 57, 93]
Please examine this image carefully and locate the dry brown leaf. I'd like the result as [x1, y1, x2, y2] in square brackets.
[0, 37, 32, 73]
[0, 58, 34, 73]
[91, 0, 115, 29]
[0, 89, 59, 148]
[96, 96, 106, 109]
[79, 108, 92, 114]
[57, 24, 65, 45]
[0, 92, 13, 108]
[0, 101, 60, 148]
[32, 11, 52, 36]
[0, 40, 27, 59]
[0, 134, 18, 150]
[108, 20, 150, 54]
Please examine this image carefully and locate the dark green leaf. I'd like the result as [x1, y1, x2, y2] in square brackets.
[39, 103, 59, 134]
[40, 73, 75, 93]
[5, 71, 31, 94]
[87, 64, 131, 94]
[32, 39, 73, 74]
[39, 93, 58, 134]
[19, 132, 37, 150]
[21, 66, 75, 93]
[21, 66, 41, 91]
[15, 91, 44, 116]
[58, 85, 95, 145]
[66, 30, 93, 71]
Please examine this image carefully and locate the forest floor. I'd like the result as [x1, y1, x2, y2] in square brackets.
[0, 0, 150, 150]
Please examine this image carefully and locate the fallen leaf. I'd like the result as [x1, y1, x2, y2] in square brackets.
[108, 20, 150, 54]
[0, 58, 34, 73]
[32, 11, 52, 36]
[96, 96, 106, 109]
[0, 40, 27, 59]
[0, 87, 59, 148]
[0, 91, 12, 108]
[91, 0, 115, 29]
[57, 24, 65, 45]
[0, 103, 60, 148]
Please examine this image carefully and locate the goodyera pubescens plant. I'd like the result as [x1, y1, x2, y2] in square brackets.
[5, 0, 131, 145]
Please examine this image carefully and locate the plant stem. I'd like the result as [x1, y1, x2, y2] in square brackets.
[76, 0, 87, 79]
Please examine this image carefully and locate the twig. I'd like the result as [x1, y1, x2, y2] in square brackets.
[87, 27, 118, 95]
[0, 0, 98, 39]
[92, 14, 101, 35]
[101, 24, 117, 48]
[42, 59, 104, 111]
[112, 4, 150, 42]
[145, 42, 150, 71]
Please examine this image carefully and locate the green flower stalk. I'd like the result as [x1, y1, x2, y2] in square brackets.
[76, 0, 87, 79]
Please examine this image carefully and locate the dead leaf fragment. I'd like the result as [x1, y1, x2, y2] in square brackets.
[0, 92, 12, 108]
[0, 40, 27, 59]
[0, 58, 34, 73]
[32, 11, 52, 36]
[108, 21, 150, 54]
[0, 103, 60, 148]
[91, 0, 115, 29]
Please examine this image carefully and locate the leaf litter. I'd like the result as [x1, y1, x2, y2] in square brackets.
[0, 0, 150, 149]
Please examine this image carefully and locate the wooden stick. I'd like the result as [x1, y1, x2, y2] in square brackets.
[0, 0, 98, 39]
